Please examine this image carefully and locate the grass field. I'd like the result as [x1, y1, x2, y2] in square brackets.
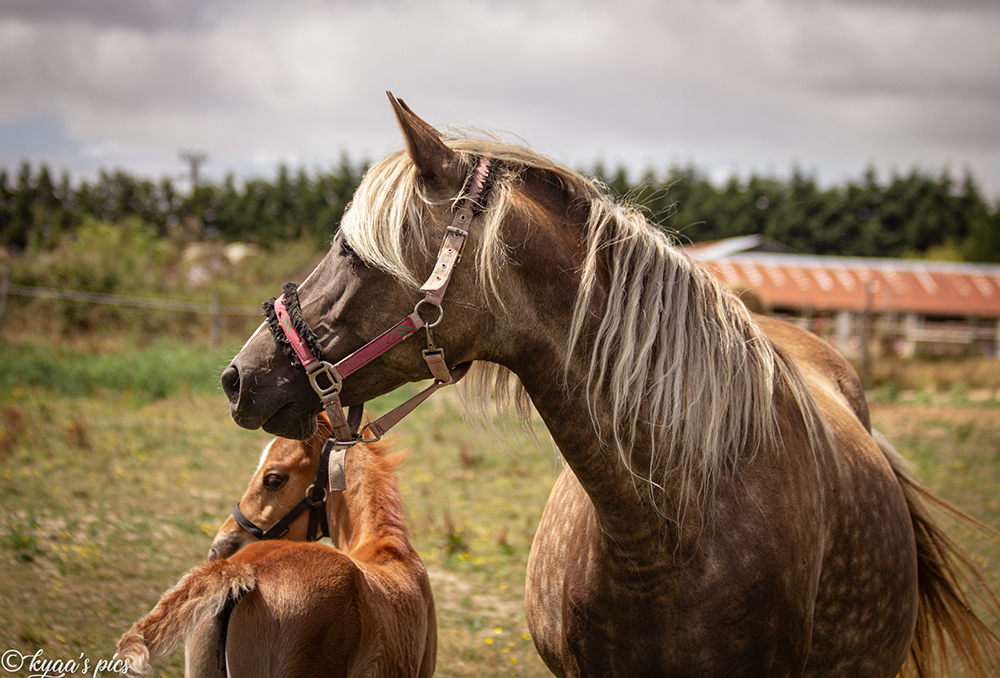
[1, 337, 998, 677]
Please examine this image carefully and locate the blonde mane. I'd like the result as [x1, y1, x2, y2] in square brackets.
[340, 134, 828, 520]
[568, 196, 830, 519]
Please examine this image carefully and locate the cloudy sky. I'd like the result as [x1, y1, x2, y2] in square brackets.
[2, 0, 999, 198]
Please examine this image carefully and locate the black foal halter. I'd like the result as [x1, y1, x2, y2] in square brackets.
[231, 444, 332, 542]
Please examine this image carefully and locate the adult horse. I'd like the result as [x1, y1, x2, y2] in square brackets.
[117, 413, 436, 678]
[221, 93, 1000, 677]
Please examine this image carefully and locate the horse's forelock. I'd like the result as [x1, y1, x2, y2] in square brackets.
[339, 136, 584, 311]
[339, 150, 430, 290]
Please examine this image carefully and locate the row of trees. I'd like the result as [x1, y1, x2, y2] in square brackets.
[2, 157, 998, 261]
[595, 163, 999, 262]
[0, 156, 365, 252]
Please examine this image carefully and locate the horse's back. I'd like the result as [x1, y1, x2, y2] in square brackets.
[755, 314, 871, 431]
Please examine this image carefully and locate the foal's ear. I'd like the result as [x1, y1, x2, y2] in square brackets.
[387, 91, 465, 192]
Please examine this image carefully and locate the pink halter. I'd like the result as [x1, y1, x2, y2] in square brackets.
[266, 156, 492, 452]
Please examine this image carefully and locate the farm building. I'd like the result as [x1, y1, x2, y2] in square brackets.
[687, 235, 1000, 358]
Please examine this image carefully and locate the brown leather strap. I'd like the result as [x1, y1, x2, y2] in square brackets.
[420, 157, 491, 303]
[421, 224, 468, 303]
[362, 363, 471, 441]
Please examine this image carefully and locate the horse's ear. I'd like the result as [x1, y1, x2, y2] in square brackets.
[387, 91, 465, 192]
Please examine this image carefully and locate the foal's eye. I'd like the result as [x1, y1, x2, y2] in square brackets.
[263, 473, 287, 490]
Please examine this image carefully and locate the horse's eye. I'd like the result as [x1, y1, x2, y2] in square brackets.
[340, 236, 358, 259]
[263, 473, 286, 490]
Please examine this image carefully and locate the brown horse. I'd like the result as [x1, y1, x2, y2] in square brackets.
[220, 93, 1000, 677]
[116, 413, 436, 678]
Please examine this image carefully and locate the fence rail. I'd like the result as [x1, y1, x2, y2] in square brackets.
[3, 283, 260, 316]
[0, 265, 262, 347]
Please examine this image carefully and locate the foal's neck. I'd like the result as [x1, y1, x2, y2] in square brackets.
[327, 443, 411, 559]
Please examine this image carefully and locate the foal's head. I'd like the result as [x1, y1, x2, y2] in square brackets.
[209, 414, 332, 560]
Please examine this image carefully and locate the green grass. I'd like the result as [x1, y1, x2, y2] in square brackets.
[0, 338, 237, 400]
[1, 338, 998, 677]
[0, 338, 561, 677]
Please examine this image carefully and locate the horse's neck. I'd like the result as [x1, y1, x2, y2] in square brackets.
[501, 211, 690, 550]
[517, 357, 668, 549]
[327, 447, 410, 558]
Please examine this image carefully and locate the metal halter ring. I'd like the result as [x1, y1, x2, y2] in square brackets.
[413, 299, 444, 328]
[304, 483, 328, 506]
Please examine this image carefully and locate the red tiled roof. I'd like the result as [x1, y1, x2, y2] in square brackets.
[693, 253, 1000, 318]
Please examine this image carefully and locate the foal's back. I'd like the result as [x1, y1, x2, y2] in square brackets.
[222, 541, 367, 678]
[119, 426, 436, 678]
[184, 538, 435, 678]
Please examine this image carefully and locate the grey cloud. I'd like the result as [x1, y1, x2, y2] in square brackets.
[1, 0, 998, 196]
[1, 0, 238, 32]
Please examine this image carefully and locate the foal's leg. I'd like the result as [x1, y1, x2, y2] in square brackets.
[184, 617, 228, 678]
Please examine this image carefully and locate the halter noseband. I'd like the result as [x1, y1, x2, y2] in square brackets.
[262, 155, 492, 475]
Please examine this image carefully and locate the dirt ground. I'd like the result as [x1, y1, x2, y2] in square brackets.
[870, 398, 1000, 438]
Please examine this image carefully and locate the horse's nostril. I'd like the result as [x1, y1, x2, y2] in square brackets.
[221, 364, 241, 403]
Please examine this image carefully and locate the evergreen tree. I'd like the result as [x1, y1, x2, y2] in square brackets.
[0, 157, 996, 261]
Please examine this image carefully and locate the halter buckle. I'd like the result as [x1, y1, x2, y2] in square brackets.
[306, 360, 343, 396]
[444, 225, 469, 264]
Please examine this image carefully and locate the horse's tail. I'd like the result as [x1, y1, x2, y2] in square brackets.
[875, 430, 1000, 678]
[116, 558, 255, 676]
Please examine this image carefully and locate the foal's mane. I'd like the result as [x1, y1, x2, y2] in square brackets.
[348, 437, 412, 547]
[341, 134, 828, 521]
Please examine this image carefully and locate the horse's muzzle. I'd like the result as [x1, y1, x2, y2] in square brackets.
[207, 533, 245, 561]
[220, 363, 241, 405]
[220, 363, 262, 430]
[221, 360, 320, 440]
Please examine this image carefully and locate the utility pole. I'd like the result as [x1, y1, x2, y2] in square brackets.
[860, 280, 875, 390]
[179, 151, 208, 190]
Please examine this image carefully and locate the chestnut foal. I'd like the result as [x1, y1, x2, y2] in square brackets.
[117, 414, 435, 678]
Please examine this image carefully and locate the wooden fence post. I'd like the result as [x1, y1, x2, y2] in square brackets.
[210, 293, 221, 349]
[0, 263, 10, 336]
[859, 280, 874, 390]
